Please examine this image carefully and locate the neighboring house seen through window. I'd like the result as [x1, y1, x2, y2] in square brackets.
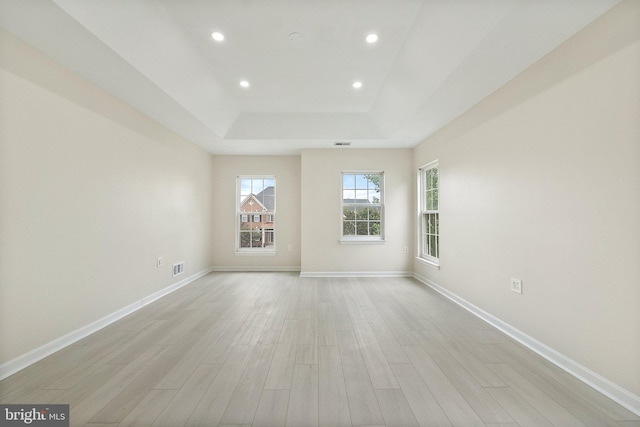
[341, 172, 384, 242]
[238, 177, 275, 251]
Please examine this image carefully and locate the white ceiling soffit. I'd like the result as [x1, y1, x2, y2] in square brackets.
[0, 0, 621, 155]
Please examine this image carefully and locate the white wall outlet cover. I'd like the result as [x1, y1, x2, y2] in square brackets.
[510, 278, 523, 294]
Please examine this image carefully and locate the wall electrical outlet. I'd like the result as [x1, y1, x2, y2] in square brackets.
[404, 246, 409, 253]
[157, 257, 164, 268]
[288, 244, 293, 251]
[510, 278, 523, 294]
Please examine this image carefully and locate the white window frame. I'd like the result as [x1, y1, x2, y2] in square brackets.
[340, 171, 385, 244]
[241, 214, 248, 223]
[236, 176, 276, 255]
[253, 214, 261, 223]
[418, 161, 439, 268]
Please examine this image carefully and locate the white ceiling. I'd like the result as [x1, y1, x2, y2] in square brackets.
[0, 0, 620, 155]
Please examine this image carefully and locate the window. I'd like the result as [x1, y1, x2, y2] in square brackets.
[419, 162, 439, 264]
[237, 177, 276, 251]
[341, 172, 384, 242]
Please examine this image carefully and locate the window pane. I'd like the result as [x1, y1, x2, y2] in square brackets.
[356, 221, 369, 235]
[263, 195, 275, 212]
[369, 189, 381, 203]
[343, 206, 356, 220]
[240, 232, 251, 248]
[424, 169, 432, 191]
[343, 189, 355, 202]
[370, 221, 381, 235]
[240, 179, 252, 196]
[369, 206, 381, 220]
[426, 190, 433, 210]
[355, 189, 368, 202]
[343, 174, 355, 190]
[356, 206, 368, 220]
[343, 221, 356, 235]
[355, 174, 368, 189]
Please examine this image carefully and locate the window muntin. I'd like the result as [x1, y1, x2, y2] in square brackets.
[341, 172, 383, 240]
[420, 163, 439, 262]
[238, 177, 275, 251]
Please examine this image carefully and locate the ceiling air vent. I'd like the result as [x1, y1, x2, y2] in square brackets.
[334, 142, 351, 147]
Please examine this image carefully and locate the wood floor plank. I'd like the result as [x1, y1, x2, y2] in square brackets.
[390, 363, 452, 427]
[403, 345, 485, 427]
[220, 344, 277, 425]
[319, 346, 351, 427]
[264, 319, 300, 389]
[253, 389, 290, 427]
[286, 364, 319, 427]
[150, 364, 221, 427]
[425, 326, 505, 388]
[337, 329, 385, 426]
[318, 302, 339, 346]
[118, 389, 177, 427]
[375, 388, 420, 427]
[412, 330, 514, 424]
[185, 345, 255, 426]
[485, 386, 554, 427]
[352, 319, 400, 389]
[296, 309, 318, 364]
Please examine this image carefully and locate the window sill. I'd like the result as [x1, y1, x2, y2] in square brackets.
[416, 256, 440, 270]
[340, 239, 386, 245]
[235, 250, 277, 256]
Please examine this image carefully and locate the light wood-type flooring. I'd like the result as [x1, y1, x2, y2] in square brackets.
[1, 272, 638, 426]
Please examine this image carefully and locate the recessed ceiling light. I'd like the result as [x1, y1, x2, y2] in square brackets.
[239, 80, 250, 88]
[352, 81, 363, 89]
[211, 31, 225, 42]
[366, 33, 378, 43]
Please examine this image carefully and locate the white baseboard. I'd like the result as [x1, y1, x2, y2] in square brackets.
[299, 271, 413, 278]
[210, 266, 300, 272]
[0, 266, 215, 381]
[413, 272, 640, 417]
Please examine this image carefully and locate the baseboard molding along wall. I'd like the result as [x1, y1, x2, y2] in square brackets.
[210, 266, 301, 272]
[0, 266, 216, 381]
[413, 272, 640, 417]
[299, 271, 413, 278]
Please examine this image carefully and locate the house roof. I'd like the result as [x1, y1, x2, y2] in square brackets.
[240, 186, 275, 212]
[256, 187, 275, 211]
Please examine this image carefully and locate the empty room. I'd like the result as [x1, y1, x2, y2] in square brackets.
[1, 0, 639, 426]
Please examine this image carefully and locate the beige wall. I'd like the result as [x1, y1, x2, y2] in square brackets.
[0, 31, 216, 364]
[301, 149, 413, 274]
[210, 156, 301, 269]
[413, 0, 640, 396]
